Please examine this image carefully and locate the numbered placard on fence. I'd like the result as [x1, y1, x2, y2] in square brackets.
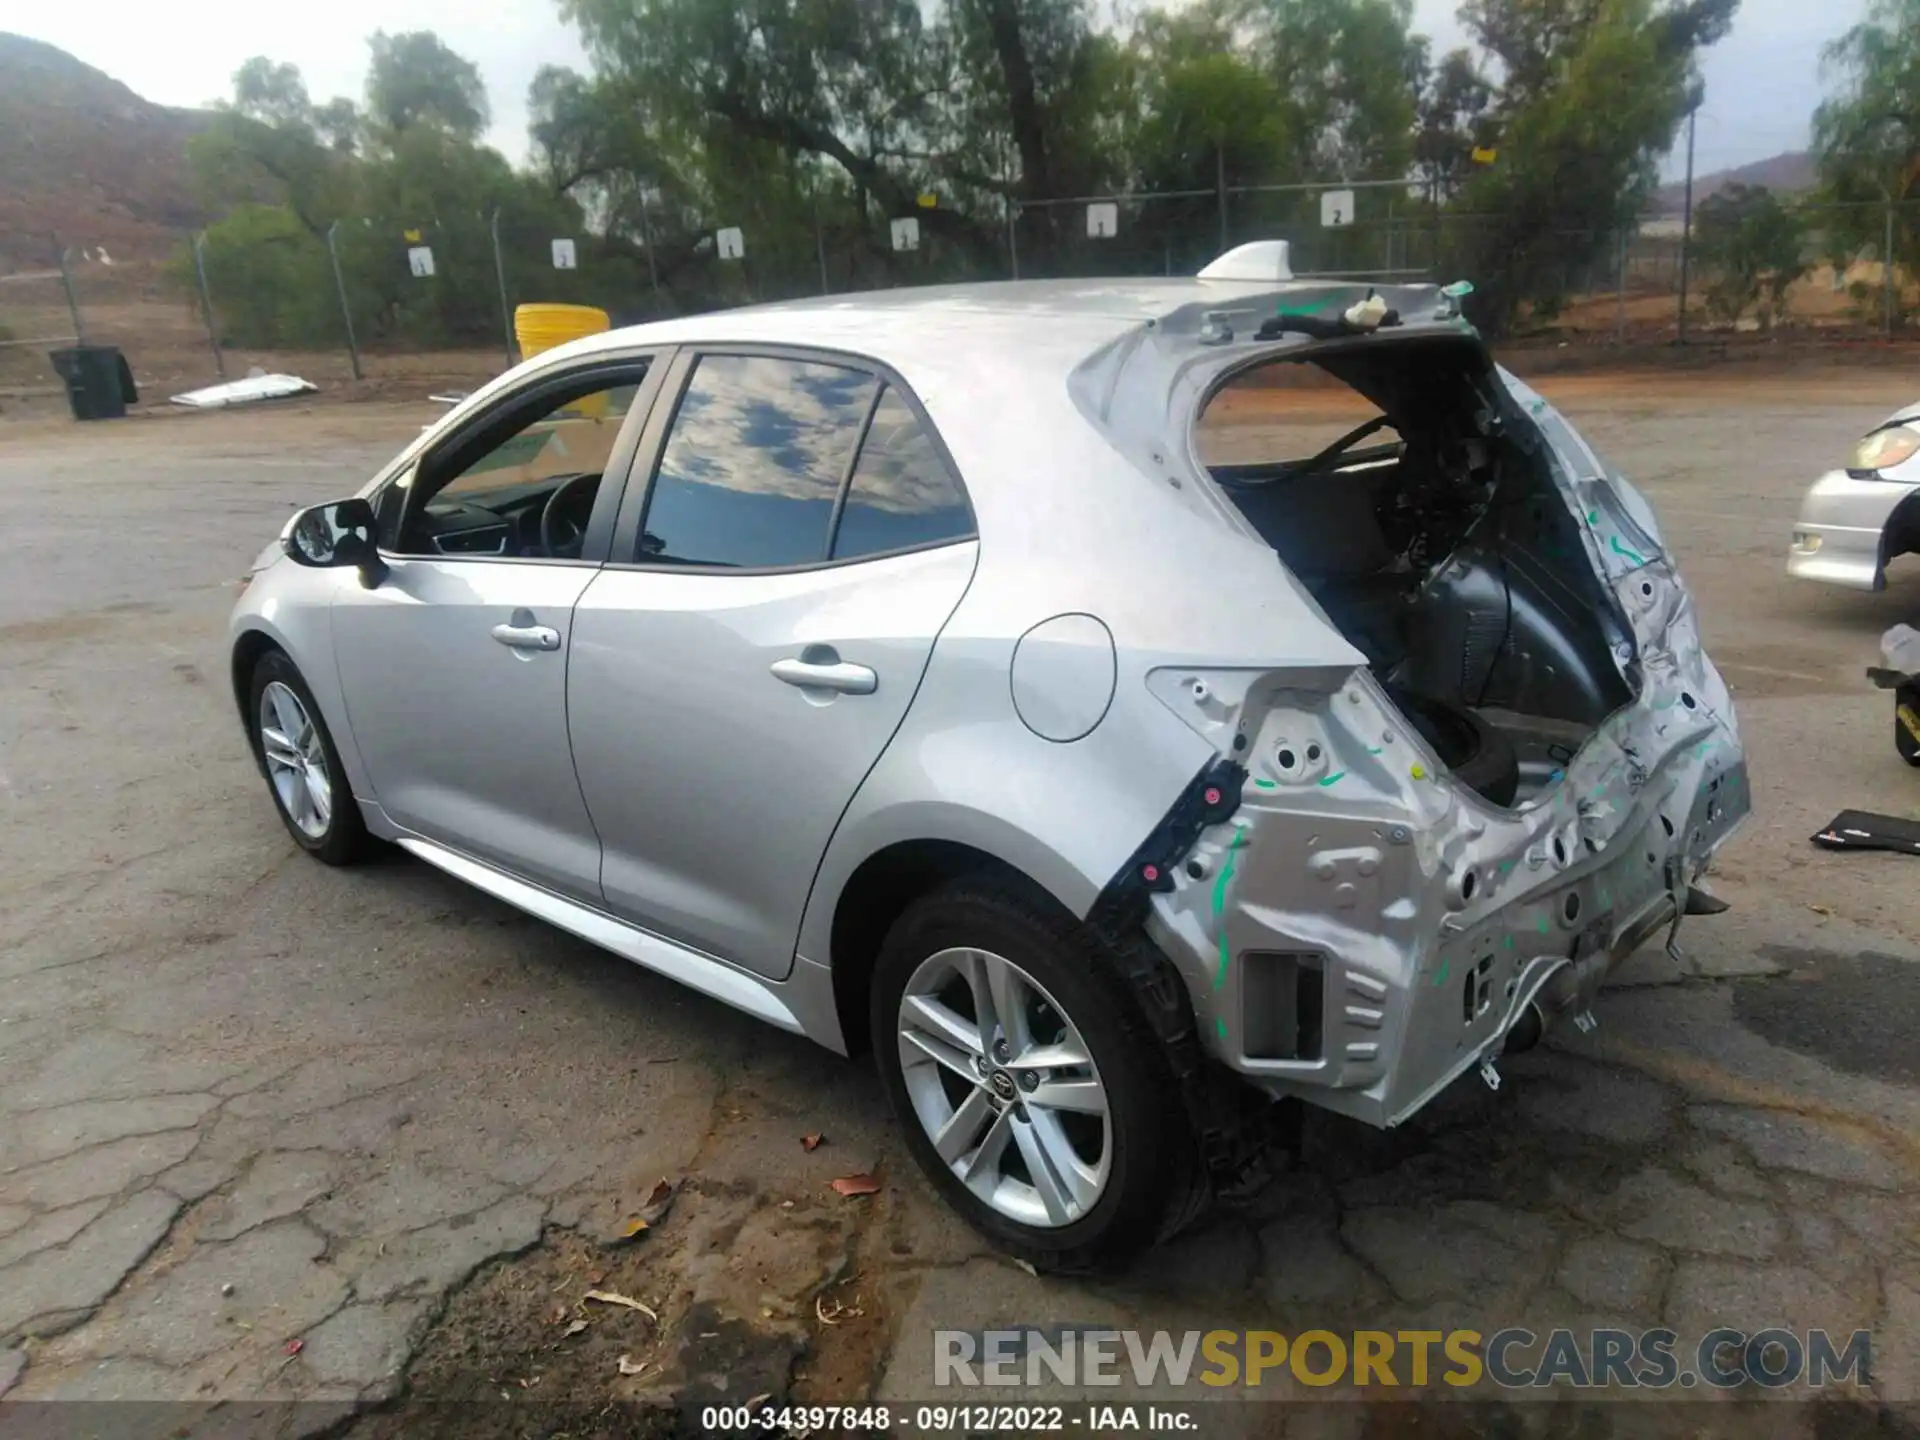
[890, 217, 921, 252]
[1086, 202, 1118, 238]
[551, 238, 578, 270]
[716, 227, 745, 261]
[1320, 190, 1355, 228]
[407, 246, 436, 277]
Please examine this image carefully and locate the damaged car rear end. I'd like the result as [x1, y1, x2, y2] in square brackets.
[1075, 279, 1749, 1133]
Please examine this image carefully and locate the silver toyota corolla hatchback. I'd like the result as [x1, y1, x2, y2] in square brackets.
[231, 246, 1748, 1269]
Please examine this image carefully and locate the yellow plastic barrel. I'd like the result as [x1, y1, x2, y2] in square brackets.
[515, 303, 610, 361]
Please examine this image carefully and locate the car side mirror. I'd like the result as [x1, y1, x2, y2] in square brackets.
[285, 497, 387, 588]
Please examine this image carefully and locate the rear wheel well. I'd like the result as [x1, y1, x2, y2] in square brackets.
[829, 840, 1035, 1056]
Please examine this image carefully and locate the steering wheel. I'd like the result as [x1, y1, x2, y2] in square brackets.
[539, 472, 599, 558]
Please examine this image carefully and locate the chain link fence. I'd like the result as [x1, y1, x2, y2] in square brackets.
[4, 190, 1915, 408]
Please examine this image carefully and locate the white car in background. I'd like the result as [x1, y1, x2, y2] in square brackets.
[1788, 403, 1920, 589]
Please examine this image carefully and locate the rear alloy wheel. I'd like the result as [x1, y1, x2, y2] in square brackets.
[871, 879, 1200, 1271]
[896, 946, 1112, 1228]
[249, 650, 367, 865]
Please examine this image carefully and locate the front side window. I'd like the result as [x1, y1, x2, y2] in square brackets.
[639, 355, 875, 567]
[385, 367, 648, 560]
[830, 386, 973, 560]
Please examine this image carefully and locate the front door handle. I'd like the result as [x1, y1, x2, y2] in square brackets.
[491, 622, 561, 652]
[770, 656, 877, 695]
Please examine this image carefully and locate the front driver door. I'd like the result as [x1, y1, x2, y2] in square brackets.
[331, 357, 662, 902]
[568, 350, 979, 978]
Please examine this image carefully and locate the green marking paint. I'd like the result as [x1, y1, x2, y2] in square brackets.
[1500, 860, 1515, 874]
[1317, 771, 1346, 787]
[1216, 1016, 1229, 1042]
[1504, 935, 1516, 950]
[1536, 916, 1551, 934]
[1433, 959, 1451, 987]
[1211, 830, 1248, 991]
[1610, 535, 1646, 566]
[1587, 508, 1600, 524]
[1254, 778, 1277, 790]
[1366, 746, 1384, 756]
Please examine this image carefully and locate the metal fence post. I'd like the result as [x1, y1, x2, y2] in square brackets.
[191, 233, 226, 379]
[637, 190, 665, 310]
[1616, 226, 1628, 344]
[54, 239, 85, 342]
[1007, 201, 1020, 280]
[324, 221, 364, 382]
[490, 209, 515, 368]
[1215, 143, 1228, 252]
[1886, 196, 1898, 338]
[814, 193, 830, 295]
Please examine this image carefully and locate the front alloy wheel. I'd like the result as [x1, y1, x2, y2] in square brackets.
[247, 649, 367, 865]
[897, 946, 1111, 1228]
[260, 681, 332, 839]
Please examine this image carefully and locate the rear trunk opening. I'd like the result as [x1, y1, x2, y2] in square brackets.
[1197, 333, 1634, 808]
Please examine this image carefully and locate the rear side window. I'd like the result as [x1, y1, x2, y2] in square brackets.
[639, 354, 875, 567]
[830, 387, 973, 560]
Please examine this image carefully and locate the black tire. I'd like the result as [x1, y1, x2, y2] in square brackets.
[1898, 685, 1920, 768]
[247, 649, 368, 865]
[870, 877, 1203, 1272]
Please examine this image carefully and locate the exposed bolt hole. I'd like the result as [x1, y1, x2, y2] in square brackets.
[1640, 581, 1654, 597]
[1277, 747, 1298, 770]
[1564, 893, 1582, 923]
[1306, 744, 1322, 762]
[1681, 692, 1697, 710]
[1186, 859, 1205, 880]
[1232, 733, 1247, 752]
[1646, 852, 1657, 866]
[1551, 836, 1567, 866]
[1659, 814, 1675, 837]
[1460, 870, 1478, 902]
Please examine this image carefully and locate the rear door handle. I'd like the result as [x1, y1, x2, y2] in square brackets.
[491, 623, 561, 652]
[770, 657, 877, 695]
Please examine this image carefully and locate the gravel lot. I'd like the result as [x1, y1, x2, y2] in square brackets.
[1, 360, 1918, 1435]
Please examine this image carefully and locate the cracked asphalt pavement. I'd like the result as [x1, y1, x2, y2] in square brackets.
[1, 365, 1917, 1433]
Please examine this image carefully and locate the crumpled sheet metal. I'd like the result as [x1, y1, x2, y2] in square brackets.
[1144, 379, 1749, 1129]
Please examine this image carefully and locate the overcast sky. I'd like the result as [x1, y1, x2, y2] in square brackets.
[0, 0, 1869, 180]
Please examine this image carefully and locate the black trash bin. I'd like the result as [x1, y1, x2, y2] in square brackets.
[48, 345, 138, 421]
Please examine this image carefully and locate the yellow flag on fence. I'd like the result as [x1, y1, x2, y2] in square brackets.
[1471, 146, 1498, 165]
[403, 227, 423, 243]
[916, 192, 938, 209]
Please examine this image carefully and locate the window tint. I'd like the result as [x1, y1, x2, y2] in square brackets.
[439, 382, 640, 498]
[640, 355, 875, 567]
[830, 387, 972, 560]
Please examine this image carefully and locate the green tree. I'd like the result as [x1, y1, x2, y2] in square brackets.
[1446, 0, 1739, 331]
[1812, 0, 1920, 323]
[366, 30, 490, 143]
[1694, 184, 1808, 327]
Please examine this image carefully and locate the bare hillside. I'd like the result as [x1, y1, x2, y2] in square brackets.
[0, 33, 209, 267]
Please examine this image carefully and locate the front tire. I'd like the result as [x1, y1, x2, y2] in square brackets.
[248, 650, 367, 865]
[871, 878, 1202, 1272]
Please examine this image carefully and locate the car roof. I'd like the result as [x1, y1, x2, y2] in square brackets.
[543, 276, 1438, 377]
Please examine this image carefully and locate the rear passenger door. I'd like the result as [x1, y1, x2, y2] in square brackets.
[567, 348, 979, 979]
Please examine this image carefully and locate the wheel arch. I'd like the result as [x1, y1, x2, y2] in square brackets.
[824, 836, 1076, 1057]
[230, 627, 284, 743]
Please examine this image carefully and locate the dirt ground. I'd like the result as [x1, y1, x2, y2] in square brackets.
[2, 351, 1919, 1437]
